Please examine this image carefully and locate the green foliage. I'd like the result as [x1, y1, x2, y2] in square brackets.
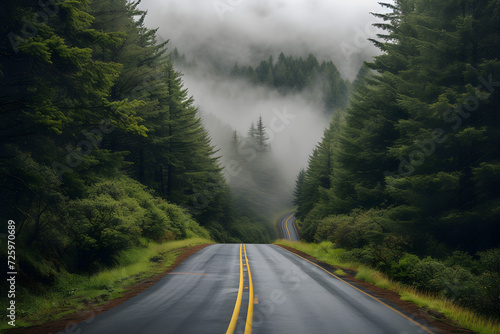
[0, 0, 259, 314]
[45, 176, 207, 271]
[295, 0, 500, 263]
[411, 258, 481, 309]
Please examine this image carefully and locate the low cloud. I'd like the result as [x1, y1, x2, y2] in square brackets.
[136, 0, 391, 211]
[183, 71, 329, 187]
[138, 0, 390, 79]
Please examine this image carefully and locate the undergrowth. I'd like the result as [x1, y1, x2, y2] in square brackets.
[275, 239, 500, 334]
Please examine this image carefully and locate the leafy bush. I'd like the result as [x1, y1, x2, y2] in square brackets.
[477, 248, 500, 316]
[339, 240, 499, 316]
[409, 257, 481, 309]
[314, 209, 386, 248]
[390, 253, 421, 284]
[48, 176, 211, 271]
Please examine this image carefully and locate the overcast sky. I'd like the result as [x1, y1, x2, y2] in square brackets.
[137, 0, 391, 79]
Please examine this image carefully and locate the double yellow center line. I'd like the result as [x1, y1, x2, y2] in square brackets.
[284, 214, 293, 240]
[226, 244, 254, 334]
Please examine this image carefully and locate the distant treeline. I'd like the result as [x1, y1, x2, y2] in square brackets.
[0, 0, 275, 289]
[294, 0, 500, 316]
[231, 53, 350, 113]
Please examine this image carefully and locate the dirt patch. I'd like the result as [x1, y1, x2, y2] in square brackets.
[277, 244, 476, 334]
[6, 244, 211, 334]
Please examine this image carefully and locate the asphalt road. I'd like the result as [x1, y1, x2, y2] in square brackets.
[63, 244, 437, 334]
[278, 213, 300, 241]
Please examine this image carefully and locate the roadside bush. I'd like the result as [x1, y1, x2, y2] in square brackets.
[68, 195, 139, 270]
[314, 209, 386, 248]
[411, 258, 449, 292]
[477, 248, 500, 316]
[444, 251, 480, 274]
[439, 266, 481, 308]
[411, 258, 481, 309]
[390, 253, 421, 284]
[339, 247, 378, 267]
[61, 177, 209, 271]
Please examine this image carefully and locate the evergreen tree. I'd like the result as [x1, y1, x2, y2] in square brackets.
[295, 0, 500, 251]
[293, 169, 306, 207]
[232, 53, 350, 113]
[247, 122, 256, 139]
[255, 115, 269, 151]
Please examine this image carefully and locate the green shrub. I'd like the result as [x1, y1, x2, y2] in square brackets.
[440, 266, 481, 308]
[390, 253, 421, 284]
[411, 258, 448, 292]
[411, 258, 481, 309]
[314, 209, 386, 248]
[445, 251, 480, 274]
[477, 248, 500, 316]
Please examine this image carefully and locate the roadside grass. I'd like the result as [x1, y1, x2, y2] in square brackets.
[275, 239, 356, 268]
[333, 269, 347, 276]
[274, 239, 500, 334]
[1, 238, 213, 330]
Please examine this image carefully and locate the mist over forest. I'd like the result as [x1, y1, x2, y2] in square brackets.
[135, 0, 386, 215]
[175, 55, 336, 215]
[2, 0, 500, 329]
[138, 0, 384, 78]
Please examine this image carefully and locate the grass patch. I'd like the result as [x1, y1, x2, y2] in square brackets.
[0, 238, 213, 330]
[399, 289, 500, 334]
[275, 239, 355, 268]
[334, 269, 346, 276]
[275, 239, 500, 334]
[355, 266, 393, 290]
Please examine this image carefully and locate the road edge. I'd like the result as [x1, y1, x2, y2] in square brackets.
[5, 244, 212, 334]
[276, 244, 475, 334]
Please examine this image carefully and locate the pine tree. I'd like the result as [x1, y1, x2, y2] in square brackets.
[293, 169, 306, 207]
[255, 116, 269, 151]
[247, 122, 256, 139]
[296, 0, 500, 251]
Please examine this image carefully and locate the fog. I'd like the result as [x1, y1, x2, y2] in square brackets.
[138, 0, 388, 79]
[136, 0, 391, 214]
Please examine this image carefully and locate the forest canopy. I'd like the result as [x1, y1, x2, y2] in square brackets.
[294, 0, 500, 316]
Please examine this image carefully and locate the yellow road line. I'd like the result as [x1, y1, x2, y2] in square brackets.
[243, 244, 254, 334]
[281, 248, 435, 334]
[285, 214, 293, 240]
[226, 244, 244, 334]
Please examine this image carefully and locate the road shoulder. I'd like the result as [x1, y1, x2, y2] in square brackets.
[277, 244, 475, 334]
[6, 244, 211, 334]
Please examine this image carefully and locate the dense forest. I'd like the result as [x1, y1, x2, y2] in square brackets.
[0, 0, 277, 294]
[170, 48, 351, 114]
[168, 50, 353, 221]
[170, 51, 353, 217]
[231, 53, 351, 114]
[3, 0, 500, 325]
[294, 0, 500, 316]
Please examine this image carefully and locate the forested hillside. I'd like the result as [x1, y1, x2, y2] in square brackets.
[231, 53, 350, 114]
[0, 0, 275, 290]
[294, 0, 500, 316]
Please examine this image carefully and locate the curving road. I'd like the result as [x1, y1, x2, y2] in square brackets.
[278, 213, 300, 241]
[62, 244, 438, 334]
